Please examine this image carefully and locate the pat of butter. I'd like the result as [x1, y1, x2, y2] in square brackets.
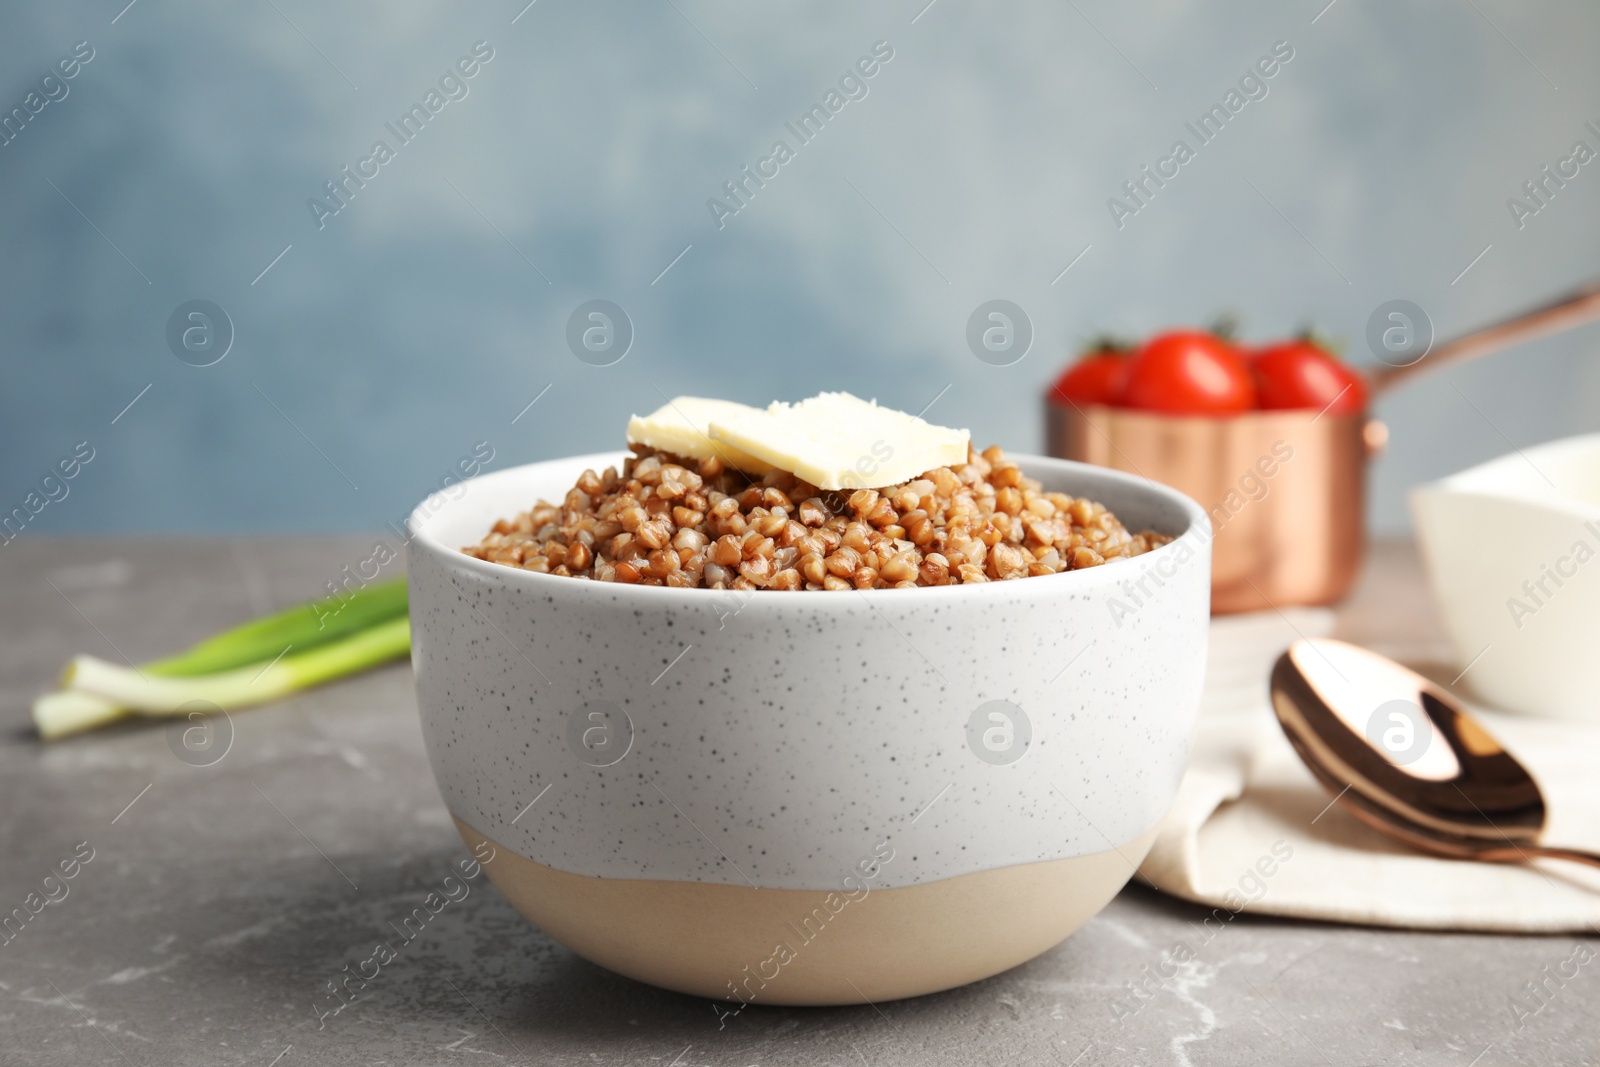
[626, 397, 774, 474]
[707, 392, 970, 490]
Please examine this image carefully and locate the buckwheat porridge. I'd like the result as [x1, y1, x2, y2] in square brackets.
[464, 432, 1171, 591]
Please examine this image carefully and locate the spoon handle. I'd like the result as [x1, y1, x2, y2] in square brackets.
[1528, 845, 1600, 870]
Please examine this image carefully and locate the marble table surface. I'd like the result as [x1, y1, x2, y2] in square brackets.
[1, 537, 1594, 1066]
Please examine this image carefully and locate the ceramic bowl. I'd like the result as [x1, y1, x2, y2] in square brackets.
[1412, 433, 1600, 722]
[406, 452, 1211, 1005]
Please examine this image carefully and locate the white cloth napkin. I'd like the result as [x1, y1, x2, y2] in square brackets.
[1137, 610, 1600, 932]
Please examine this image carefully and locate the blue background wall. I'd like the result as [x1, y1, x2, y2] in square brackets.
[2, 0, 1597, 535]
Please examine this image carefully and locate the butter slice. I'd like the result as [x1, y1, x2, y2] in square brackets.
[707, 392, 970, 490]
[626, 397, 774, 474]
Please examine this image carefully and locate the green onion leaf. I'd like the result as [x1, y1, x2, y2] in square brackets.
[145, 577, 407, 676]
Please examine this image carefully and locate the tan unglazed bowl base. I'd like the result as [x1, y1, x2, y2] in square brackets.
[454, 817, 1156, 1006]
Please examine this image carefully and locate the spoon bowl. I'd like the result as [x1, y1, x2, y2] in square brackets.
[1270, 639, 1600, 868]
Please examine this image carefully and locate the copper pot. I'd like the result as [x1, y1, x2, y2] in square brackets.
[1045, 283, 1600, 615]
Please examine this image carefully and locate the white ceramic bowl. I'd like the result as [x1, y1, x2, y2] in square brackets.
[407, 452, 1211, 1005]
[1412, 433, 1600, 722]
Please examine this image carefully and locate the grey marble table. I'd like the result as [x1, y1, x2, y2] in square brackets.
[1, 537, 1594, 1066]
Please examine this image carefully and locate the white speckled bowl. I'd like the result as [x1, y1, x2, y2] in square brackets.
[407, 452, 1210, 1005]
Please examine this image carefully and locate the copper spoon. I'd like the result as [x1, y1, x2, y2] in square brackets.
[1270, 638, 1600, 869]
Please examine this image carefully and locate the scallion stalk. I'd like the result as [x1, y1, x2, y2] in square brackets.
[33, 691, 127, 740]
[62, 615, 411, 716]
[32, 578, 410, 740]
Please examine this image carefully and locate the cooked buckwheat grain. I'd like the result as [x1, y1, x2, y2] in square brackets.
[462, 444, 1171, 590]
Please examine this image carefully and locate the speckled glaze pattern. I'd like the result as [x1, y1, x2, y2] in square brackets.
[408, 452, 1210, 891]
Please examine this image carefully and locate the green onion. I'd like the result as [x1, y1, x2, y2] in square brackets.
[62, 616, 411, 716]
[145, 577, 408, 676]
[32, 578, 410, 740]
[33, 691, 127, 740]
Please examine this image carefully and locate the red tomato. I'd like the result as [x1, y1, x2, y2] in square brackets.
[1122, 330, 1255, 415]
[1251, 339, 1369, 414]
[1050, 346, 1128, 406]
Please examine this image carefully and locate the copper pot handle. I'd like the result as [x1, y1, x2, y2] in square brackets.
[1368, 281, 1600, 398]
